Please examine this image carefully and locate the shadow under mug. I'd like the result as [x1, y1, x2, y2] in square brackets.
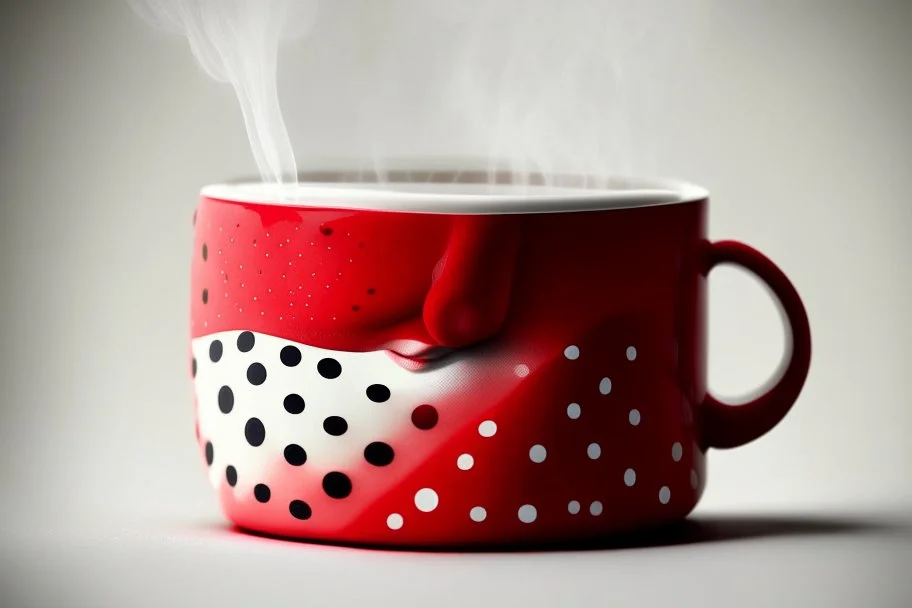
[188, 170, 811, 548]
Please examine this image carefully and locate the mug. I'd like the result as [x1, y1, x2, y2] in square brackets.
[189, 169, 811, 548]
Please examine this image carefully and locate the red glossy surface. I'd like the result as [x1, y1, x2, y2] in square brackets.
[189, 192, 811, 548]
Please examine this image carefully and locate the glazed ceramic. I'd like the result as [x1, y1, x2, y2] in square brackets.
[188, 170, 811, 548]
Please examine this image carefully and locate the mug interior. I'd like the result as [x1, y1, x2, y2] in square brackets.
[201, 169, 708, 215]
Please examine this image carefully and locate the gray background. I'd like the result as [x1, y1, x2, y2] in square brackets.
[1, 0, 911, 606]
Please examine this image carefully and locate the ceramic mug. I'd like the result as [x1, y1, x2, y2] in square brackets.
[189, 170, 811, 548]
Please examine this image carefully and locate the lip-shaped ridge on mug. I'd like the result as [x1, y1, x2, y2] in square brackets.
[200, 175, 707, 214]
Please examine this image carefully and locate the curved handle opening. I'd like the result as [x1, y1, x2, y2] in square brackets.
[701, 241, 812, 449]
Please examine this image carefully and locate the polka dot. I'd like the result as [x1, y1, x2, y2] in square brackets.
[599, 377, 612, 395]
[322, 472, 352, 499]
[364, 441, 395, 466]
[518, 504, 537, 523]
[246, 363, 267, 385]
[366, 384, 391, 403]
[529, 444, 547, 463]
[289, 500, 312, 520]
[672, 442, 683, 462]
[317, 358, 342, 379]
[202, 289, 209, 304]
[414, 488, 439, 512]
[568, 500, 581, 515]
[411, 404, 438, 430]
[323, 416, 348, 436]
[470, 507, 487, 522]
[217, 385, 234, 413]
[659, 486, 671, 504]
[225, 465, 237, 487]
[209, 340, 223, 362]
[564, 345, 580, 360]
[514, 364, 530, 377]
[457, 454, 474, 470]
[690, 469, 699, 489]
[202, 243, 208, 260]
[590, 501, 603, 516]
[283, 393, 305, 414]
[244, 417, 265, 447]
[587, 443, 602, 459]
[478, 420, 497, 437]
[386, 513, 404, 530]
[624, 468, 636, 486]
[629, 409, 641, 426]
[566, 402, 581, 419]
[191, 358, 197, 378]
[254, 483, 271, 503]
[236, 331, 255, 352]
[280, 345, 302, 367]
[626, 346, 637, 361]
[204, 441, 213, 465]
[283, 444, 307, 466]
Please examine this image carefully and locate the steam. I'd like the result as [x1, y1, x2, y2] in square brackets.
[131, 0, 705, 193]
[129, 0, 318, 189]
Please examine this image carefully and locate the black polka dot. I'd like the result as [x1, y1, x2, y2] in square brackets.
[363, 441, 395, 467]
[280, 345, 302, 367]
[244, 417, 265, 446]
[191, 358, 197, 378]
[284, 444, 307, 466]
[205, 441, 214, 465]
[202, 288, 209, 304]
[283, 393, 305, 414]
[254, 483, 271, 503]
[247, 362, 267, 385]
[319, 225, 333, 236]
[367, 288, 375, 294]
[202, 243, 208, 261]
[366, 384, 391, 403]
[209, 340, 223, 362]
[226, 465, 237, 487]
[289, 500, 312, 520]
[237, 331, 255, 352]
[411, 404, 439, 430]
[323, 416, 348, 436]
[322, 472, 352, 499]
[317, 358, 342, 379]
[217, 385, 234, 413]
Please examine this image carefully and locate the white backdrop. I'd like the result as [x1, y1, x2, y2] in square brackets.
[1, 1, 910, 606]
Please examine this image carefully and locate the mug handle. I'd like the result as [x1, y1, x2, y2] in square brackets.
[700, 240, 812, 449]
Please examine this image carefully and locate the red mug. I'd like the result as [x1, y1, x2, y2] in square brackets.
[189, 170, 811, 548]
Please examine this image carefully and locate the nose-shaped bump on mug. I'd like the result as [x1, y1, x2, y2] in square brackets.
[422, 216, 520, 348]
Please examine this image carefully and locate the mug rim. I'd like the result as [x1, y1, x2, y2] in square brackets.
[200, 168, 708, 215]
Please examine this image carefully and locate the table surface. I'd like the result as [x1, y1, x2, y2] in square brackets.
[2, 509, 910, 608]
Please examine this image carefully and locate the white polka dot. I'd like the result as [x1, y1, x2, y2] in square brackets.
[415, 488, 439, 512]
[629, 409, 641, 426]
[470, 506, 487, 522]
[589, 501, 603, 516]
[386, 513, 403, 530]
[671, 442, 683, 462]
[529, 444, 547, 463]
[599, 377, 612, 395]
[514, 364, 530, 377]
[564, 345, 580, 360]
[624, 468, 636, 486]
[587, 443, 602, 459]
[478, 420, 497, 437]
[568, 500, 581, 515]
[659, 486, 671, 504]
[690, 469, 699, 489]
[567, 402, 581, 419]
[457, 453, 475, 471]
[518, 504, 537, 523]
[626, 346, 637, 361]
